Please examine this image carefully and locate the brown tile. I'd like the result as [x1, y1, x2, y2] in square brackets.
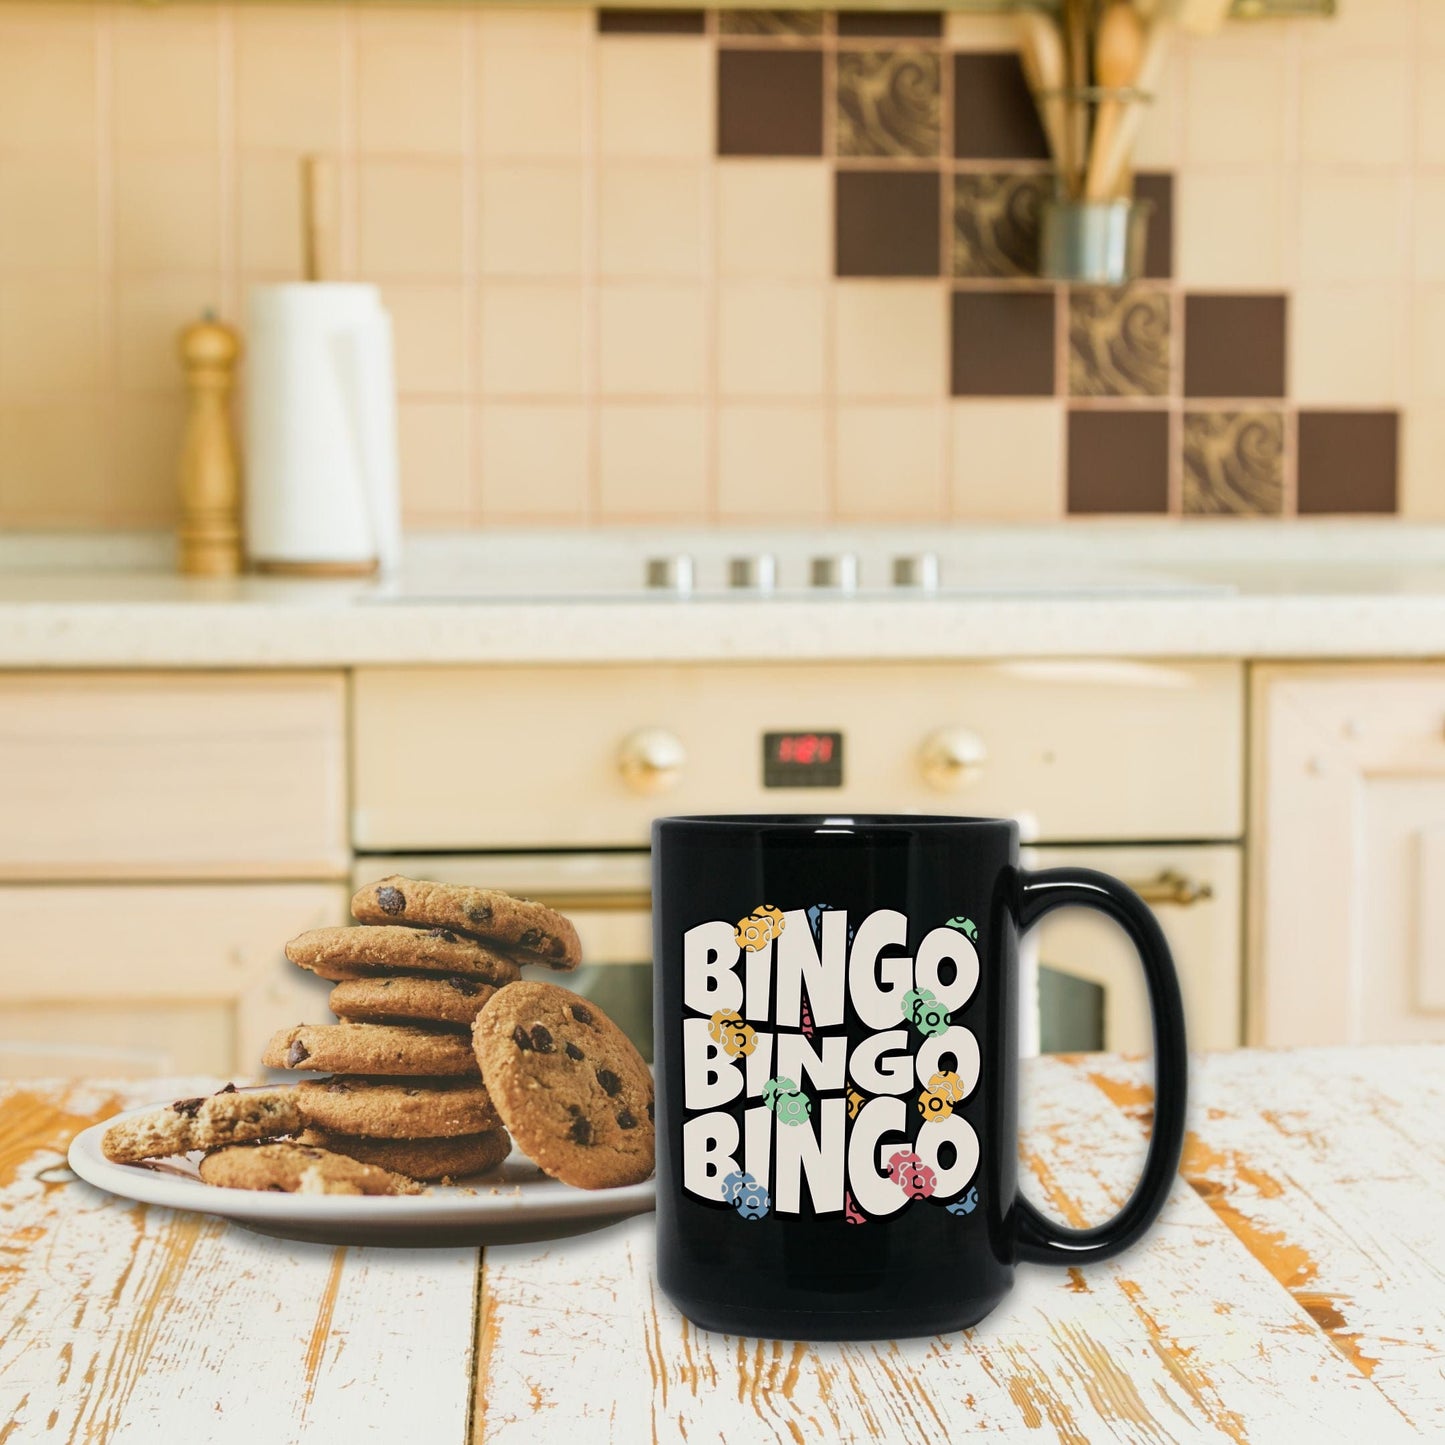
[838, 12, 944, 38]
[1135, 172, 1174, 281]
[1069, 287, 1171, 398]
[953, 53, 1050, 161]
[1184, 294, 1287, 399]
[718, 50, 824, 157]
[1067, 410, 1170, 513]
[836, 169, 941, 276]
[1297, 410, 1399, 514]
[598, 10, 705, 34]
[719, 11, 824, 36]
[836, 50, 941, 159]
[951, 173, 1047, 279]
[1182, 411, 1284, 515]
[951, 290, 1055, 396]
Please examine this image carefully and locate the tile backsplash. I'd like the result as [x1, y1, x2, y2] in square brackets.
[0, 1, 1436, 530]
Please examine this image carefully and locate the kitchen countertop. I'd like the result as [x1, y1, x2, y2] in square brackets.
[7, 522, 1445, 666]
[0, 1044, 1439, 1442]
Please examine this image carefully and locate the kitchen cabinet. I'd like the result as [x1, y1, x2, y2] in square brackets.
[1250, 664, 1445, 1046]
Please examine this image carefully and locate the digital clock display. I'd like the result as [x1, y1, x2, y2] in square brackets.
[762, 731, 844, 788]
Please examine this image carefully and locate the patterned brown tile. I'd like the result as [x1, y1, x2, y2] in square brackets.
[953, 53, 1050, 161]
[1069, 286, 1171, 398]
[836, 169, 941, 276]
[718, 50, 824, 157]
[598, 10, 706, 34]
[1182, 411, 1284, 515]
[837, 11, 944, 38]
[1067, 410, 1170, 513]
[836, 50, 941, 159]
[952, 173, 1048, 279]
[1183, 294, 1287, 399]
[1134, 172, 1173, 281]
[718, 10, 825, 36]
[1297, 410, 1399, 514]
[951, 289, 1056, 396]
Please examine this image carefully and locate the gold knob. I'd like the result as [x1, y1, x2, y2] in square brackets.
[919, 728, 988, 791]
[618, 728, 686, 794]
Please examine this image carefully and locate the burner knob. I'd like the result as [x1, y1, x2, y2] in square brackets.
[618, 728, 686, 794]
[919, 728, 988, 791]
[892, 552, 940, 590]
[728, 554, 777, 592]
[645, 555, 694, 595]
[810, 553, 859, 592]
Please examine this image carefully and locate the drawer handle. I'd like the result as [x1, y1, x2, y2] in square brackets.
[1125, 869, 1215, 908]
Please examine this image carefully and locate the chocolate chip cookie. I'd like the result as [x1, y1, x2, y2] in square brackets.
[352, 877, 581, 970]
[101, 1084, 301, 1164]
[285, 925, 522, 985]
[471, 982, 654, 1190]
[198, 1141, 421, 1195]
[297, 1127, 511, 1182]
[328, 975, 498, 1030]
[294, 1077, 501, 1139]
[263, 1022, 480, 1077]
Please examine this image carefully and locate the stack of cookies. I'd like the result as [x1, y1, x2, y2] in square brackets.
[259, 875, 583, 1183]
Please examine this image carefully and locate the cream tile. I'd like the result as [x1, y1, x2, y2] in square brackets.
[834, 281, 947, 399]
[479, 165, 585, 277]
[234, 6, 345, 152]
[0, 17, 97, 153]
[0, 159, 98, 269]
[1131, 46, 1181, 171]
[383, 283, 470, 395]
[115, 276, 222, 393]
[949, 399, 1064, 520]
[1183, 52, 1287, 166]
[597, 403, 708, 518]
[1298, 172, 1408, 285]
[944, 13, 1023, 49]
[1300, 0, 1413, 53]
[1415, 176, 1445, 283]
[0, 276, 104, 395]
[598, 163, 706, 279]
[1400, 406, 1445, 519]
[479, 283, 585, 396]
[112, 9, 221, 153]
[717, 161, 829, 279]
[835, 404, 946, 520]
[1419, 53, 1445, 166]
[114, 156, 220, 272]
[1299, 54, 1410, 168]
[358, 159, 465, 278]
[1291, 287, 1406, 406]
[598, 283, 706, 397]
[1176, 170, 1286, 287]
[397, 398, 474, 524]
[478, 403, 590, 520]
[717, 282, 826, 398]
[1412, 289, 1445, 401]
[477, 7, 591, 44]
[239, 153, 335, 276]
[0, 400, 107, 524]
[113, 394, 186, 525]
[479, 43, 588, 158]
[716, 405, 828, 520]
[357, 10, 470, 156]
[597, 39, 711, 159]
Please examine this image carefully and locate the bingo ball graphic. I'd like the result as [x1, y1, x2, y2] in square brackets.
[886, 1149, 923, 1185]
[708, 1008, 757, 1058]
[916, 1085, 954, 1121]
[720, 1169, 753, 1204]
[904, 988, 952, 1038]
[946, 915, 979, 942]
[896, 1159, 937, 1200]
[927, 1070, 966, 1103]
[763, 1076, 812, 1126]
[946, 1186, 980, 1217]
[845, 1085, 865, 1120]
[844, 1191, 865, 1225]
[735, 904, 785, 952]
[734, 1180, 771, 1220]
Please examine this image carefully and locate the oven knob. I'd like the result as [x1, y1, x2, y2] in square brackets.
[618, 728, 686, 793]
[919, 728, 988, 790]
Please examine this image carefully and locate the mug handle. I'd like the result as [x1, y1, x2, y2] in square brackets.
[1012, 867, 1189, 1266]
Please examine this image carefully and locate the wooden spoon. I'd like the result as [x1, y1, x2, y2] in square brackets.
[1085, 2, 1147, 202]
[1017, 9, 1069, 176]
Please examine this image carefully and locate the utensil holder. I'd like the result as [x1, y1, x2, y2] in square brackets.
[1040, 196, 1153, 286]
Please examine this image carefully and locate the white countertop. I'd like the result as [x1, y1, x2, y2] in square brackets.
[6, 522, 1445, 667]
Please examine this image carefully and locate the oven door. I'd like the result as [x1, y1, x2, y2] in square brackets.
[355, 853, 655, 1059]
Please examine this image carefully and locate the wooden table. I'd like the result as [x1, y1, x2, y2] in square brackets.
[1, 1045, 1441, 1443]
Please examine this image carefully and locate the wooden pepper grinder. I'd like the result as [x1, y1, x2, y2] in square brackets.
[177, 311, 243, 577]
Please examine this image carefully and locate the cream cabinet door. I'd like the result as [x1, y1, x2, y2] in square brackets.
[0, 883, 345, 1077]
[1251, 665, 1445, 1046]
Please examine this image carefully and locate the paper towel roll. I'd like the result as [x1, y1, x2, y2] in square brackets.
[244, 283, 401, 574]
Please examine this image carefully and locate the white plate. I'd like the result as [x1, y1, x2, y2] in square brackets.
[68, 1096, 656, 1247]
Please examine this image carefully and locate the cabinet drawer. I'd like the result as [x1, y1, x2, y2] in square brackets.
[0, 882, 345, 1076]
[354, 661, 1244, 849]
[0, 673, 349, 878]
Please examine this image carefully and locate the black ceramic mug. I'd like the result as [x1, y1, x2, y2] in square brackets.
[652, 813, 1187, 1341]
